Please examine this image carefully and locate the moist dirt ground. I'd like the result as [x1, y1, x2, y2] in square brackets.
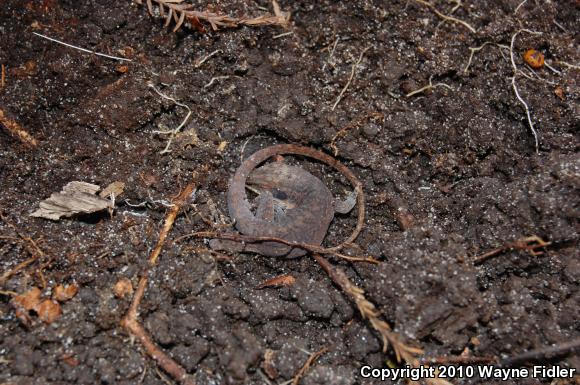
[0, 1, 578, 385]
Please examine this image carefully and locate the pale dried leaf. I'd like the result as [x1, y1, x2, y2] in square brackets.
[99, 181, 125, 198]
[262, 349, 277, 379]
[146, 0, 153, 15]
[62, 181, 100, 195]
[31, 181, 112, 220]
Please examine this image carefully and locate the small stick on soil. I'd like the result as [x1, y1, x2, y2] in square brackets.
[329, 111, 383, 156]
[291, 347, 328, 385]
[500, 338, 580, 368]
[273, 31, 293, 39]
[332, 46, 371, 111]
[121, 180, 197, 385]
[32, 32, 132, 62]
[0, 213, 46, 285]
[473, 235, 551, 265]
[184, 232, 379, 264]
[194, 49, 221, 68]
[509, 29, 543, 153]
[414, 0, 476, 33]
[0, 108, 38, 148]
[148, 83, 194, 154]
[1, 64, 5, 88]
[406, 75, 454, 97]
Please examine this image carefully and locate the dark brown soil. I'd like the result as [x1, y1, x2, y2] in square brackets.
[0, 1, 578, 385]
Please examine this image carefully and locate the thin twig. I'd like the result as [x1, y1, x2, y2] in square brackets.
[121, 180, 197, 385]
[414, 0, 476, 33]
[183, 232, 379, 264]
[194, 49, 221, 68]
[291, 347, 327, 385]
[406, 75, 454, 97]
[473, 235, 551, 264]
[509, 29, 543, 153]
[32, 32, 132, 62]
[273, 31, 293, 39]
[0, 108, 38, 148]
[0, 213, 46, 285]
[148, 83, 194, 154]
[1, 64, 5, 88]
[332, 46, 371, 111]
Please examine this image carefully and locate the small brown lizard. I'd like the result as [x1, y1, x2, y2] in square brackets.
[209, 144, 363, 257]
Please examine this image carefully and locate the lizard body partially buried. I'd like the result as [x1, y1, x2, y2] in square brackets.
[210, 144, 363, 257]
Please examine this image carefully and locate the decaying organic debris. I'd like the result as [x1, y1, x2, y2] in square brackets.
[31, 181, 114, 220]
[136, 0, 290, 32]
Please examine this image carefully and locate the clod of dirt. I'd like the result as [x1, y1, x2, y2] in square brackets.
[294, 278, 335, 319]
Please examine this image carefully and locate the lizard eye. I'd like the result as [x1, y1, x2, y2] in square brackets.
[272, 188, 288, 200]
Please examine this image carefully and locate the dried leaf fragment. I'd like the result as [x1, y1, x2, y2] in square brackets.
[11, 287, 42, 311]
[53, 283, 79, 302]
[99, 181, 125, 199]
[31, 181, 113, 220]
[113, 277, 134, 299]
[554, 86, 565, 101]
[262, 349, 278, 379]
[36, 299, 62, 324]
[256, 274, 296, 289]
[61, 353, 79, 367]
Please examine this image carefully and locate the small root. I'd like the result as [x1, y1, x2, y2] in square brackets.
[473, 235, 551, 264]
[406, 75, 454, 98]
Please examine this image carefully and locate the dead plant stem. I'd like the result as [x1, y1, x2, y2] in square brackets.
[332, 46, 371, 111]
